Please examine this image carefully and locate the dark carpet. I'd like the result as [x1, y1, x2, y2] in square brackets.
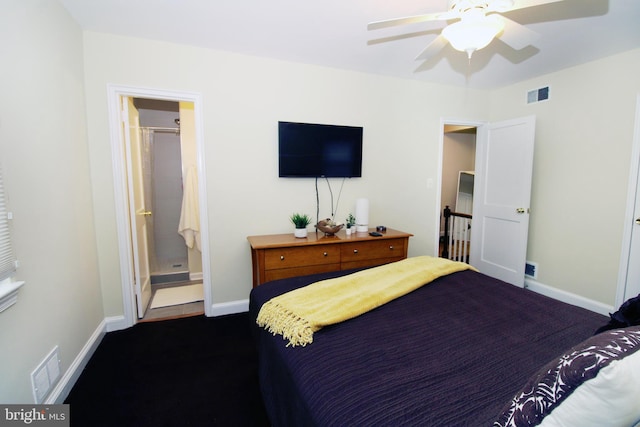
[65, 313, 270, 426]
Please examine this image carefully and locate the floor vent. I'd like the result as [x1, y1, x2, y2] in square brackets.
[527, 86, 550, 104]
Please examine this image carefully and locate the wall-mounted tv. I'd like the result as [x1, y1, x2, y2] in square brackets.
[278, 121, 363, 178]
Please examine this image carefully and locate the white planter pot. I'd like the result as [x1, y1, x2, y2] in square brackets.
[294, 228, 308, 238]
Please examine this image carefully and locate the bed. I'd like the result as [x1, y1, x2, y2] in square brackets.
[249, 257, 640, 426]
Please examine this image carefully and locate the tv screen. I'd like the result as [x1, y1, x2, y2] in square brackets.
[278, 121, 363, 178]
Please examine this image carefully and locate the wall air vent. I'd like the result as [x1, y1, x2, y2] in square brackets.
[527, 86, 550, 104]
[31, 346, 61, 403]
[525, 261, 538, 279]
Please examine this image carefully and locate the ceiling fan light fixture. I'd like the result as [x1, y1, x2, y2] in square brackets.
[442, 13, 504, 58]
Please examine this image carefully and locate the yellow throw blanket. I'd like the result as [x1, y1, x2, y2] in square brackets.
[256, 256, 476, 347]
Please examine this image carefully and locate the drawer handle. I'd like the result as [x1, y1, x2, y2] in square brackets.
[389, 245, 394, 250]
[353, 249, 358, 254]
[323, 252, 328, 257]
[280, 255, 284, 261]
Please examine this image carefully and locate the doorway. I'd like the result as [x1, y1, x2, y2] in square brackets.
[133, 98, 204, 322]
[437, 116, 536, 287]
[439, 123, 478, 259]
[108, 85, 212, 328]
[616, 93, 640, 306]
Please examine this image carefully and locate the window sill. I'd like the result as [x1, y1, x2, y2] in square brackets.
[0, 280, 25, 313]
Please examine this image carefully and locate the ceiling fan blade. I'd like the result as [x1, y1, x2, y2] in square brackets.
[367, 11, 456, 31]
[415, 34, 449, 61]
[500, 0, 564, 12]
[496, 16, 540, 50]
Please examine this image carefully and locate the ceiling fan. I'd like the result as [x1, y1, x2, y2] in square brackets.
[368, 0, 564, 60]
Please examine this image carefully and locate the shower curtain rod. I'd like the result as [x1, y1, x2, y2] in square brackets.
[141, 126, 179, 132]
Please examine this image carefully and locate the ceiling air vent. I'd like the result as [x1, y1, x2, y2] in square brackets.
[527, 86, 549, 104]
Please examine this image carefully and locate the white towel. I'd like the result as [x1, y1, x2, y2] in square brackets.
[178, 165, 201, 252]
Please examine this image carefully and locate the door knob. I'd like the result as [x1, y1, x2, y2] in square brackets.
[516, 208, 526, 214]
[141, 210, 152, 217]
[636, 218, 640, 225]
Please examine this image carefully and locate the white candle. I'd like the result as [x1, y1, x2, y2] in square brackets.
[355, 198, 369, 232]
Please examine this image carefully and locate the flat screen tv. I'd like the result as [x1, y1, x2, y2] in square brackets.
[278, 121, 363, 178]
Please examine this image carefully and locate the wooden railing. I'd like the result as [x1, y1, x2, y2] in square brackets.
[442, 205, 472, 263]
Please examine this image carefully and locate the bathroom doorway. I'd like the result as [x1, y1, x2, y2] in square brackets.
[136, 99, 188, 280]
[108, 85, 212, 328]
[133, 98, 204, 321]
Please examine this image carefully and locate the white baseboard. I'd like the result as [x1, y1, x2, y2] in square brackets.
[524, 278, 614, 316]
[47, 320, 106, 404]
[104, 300, 249, 326]
[210, 299, 249, 317]
[105, 315, 129, 332]
[190, 272, 203, 281]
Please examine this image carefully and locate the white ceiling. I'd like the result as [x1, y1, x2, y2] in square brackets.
[59, 0, 640, 90]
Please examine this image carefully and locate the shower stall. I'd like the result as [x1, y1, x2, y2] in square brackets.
[139, 125, 189, 282]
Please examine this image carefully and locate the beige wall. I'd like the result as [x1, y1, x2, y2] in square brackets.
[83, 31, 640, 316]
[81, 32, 489, 313]
[0, 1, 103, 403]
[489, 49, 640, 305]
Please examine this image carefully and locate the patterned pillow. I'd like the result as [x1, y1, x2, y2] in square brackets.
[494, 326, 640, 427]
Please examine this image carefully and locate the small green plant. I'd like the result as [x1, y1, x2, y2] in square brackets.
[290, 213, 312, 229]
[346, 213, 356, 228]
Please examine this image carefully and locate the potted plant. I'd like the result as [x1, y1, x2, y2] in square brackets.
[345, 213, 356, 235]
[290, 213, 312, 238]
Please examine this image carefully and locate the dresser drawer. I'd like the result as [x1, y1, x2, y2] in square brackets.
[264, 245, 340, 270]
[264, 263, 341, 283]
[340, 238, 405, 263]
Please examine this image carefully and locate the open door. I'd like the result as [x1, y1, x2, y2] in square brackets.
[470, 116, 536, 287]
[623, 189, 640, 301]
[121, 96, 152, 318]
[619, 95, 640, 304]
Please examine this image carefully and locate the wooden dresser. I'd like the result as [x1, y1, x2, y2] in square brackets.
[247, 228, 412, 287]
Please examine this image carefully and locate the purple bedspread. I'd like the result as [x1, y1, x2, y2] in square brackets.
[249, 268, 608, 426]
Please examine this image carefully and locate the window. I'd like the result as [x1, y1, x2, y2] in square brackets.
[0, 163, 22, 313]
[0, 163, 16, 280]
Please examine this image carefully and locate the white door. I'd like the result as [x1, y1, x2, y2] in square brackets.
[122, 96, 152, 318]
[620, 95, 640, 302]
[470, 116, 536, 287]
[624, 198, 640, 300]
